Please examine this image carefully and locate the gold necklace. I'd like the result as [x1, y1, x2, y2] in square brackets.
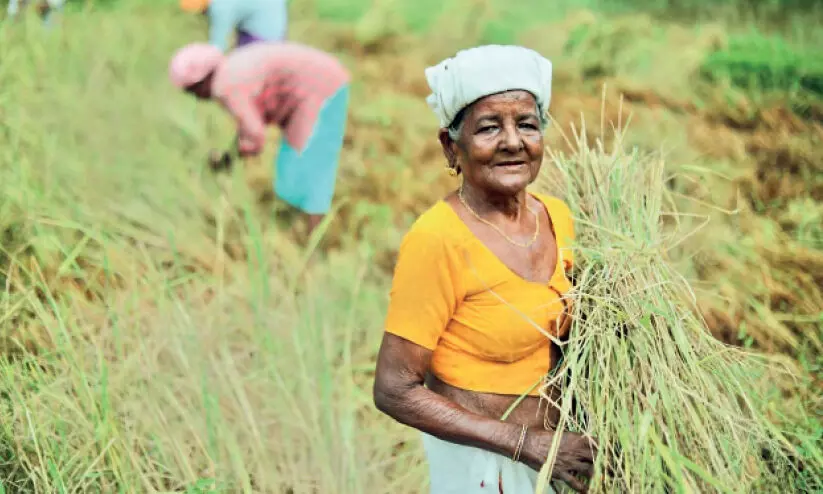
[457, 187, 540, 248]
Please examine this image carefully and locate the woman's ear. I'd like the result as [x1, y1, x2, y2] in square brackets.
[438, 128, 457, 169]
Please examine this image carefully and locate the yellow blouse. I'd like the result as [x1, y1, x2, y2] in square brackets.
[384, 192, 575, 397]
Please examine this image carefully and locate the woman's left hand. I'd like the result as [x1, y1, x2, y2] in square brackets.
[521, 428, 597, 492]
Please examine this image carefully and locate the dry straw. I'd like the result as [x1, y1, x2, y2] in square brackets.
[531, 97, 818, 493]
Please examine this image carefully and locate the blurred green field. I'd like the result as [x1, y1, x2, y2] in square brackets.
[0, 0, 821, 492]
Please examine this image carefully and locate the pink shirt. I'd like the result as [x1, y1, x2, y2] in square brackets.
[211, 42, 350, 155]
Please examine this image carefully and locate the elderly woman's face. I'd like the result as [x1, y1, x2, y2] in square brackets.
[444, 90, 543, 195]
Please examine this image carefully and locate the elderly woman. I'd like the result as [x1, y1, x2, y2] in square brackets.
[168, 42, 350, 235]
[373, 45, 598, 493]
[179, 0, 288, 52]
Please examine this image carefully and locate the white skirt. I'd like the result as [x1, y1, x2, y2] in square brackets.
[422, 433, 557, 494]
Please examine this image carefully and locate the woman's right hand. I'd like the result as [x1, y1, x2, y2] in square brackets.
[521, 428, 598, 493]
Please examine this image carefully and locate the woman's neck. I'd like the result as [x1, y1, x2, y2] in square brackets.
[459, 183, 529, 222]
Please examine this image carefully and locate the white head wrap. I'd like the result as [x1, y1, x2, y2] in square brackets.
[425, 45, 553, 128]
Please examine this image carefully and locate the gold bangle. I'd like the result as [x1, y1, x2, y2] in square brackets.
[512, 424, 528, 462]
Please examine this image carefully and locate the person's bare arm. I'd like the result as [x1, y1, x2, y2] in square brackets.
[373, 333, 596, 492]
[216, 89, 267, 159]
[373, 333, 523, 458]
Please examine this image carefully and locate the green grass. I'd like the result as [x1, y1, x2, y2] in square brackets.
[0, 0, 821, 492]
[0, 243, 411, 492]
[0, 4, 424, 492]
[702, 31, 823, 98]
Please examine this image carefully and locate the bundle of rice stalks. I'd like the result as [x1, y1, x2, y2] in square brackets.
[531, 109, 822, 493]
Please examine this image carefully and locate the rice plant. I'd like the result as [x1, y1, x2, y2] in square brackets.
[533, 106, 822, 493]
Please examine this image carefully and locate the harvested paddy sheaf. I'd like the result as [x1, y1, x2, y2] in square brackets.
[534, 119, 822, 493]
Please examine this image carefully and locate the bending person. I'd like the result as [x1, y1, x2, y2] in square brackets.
[168, 42, 350, 236]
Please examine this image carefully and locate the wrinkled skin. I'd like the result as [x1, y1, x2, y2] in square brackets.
[373, 90, 598, 492]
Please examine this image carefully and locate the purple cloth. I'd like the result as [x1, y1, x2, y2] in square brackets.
[236, 30, 265, 48]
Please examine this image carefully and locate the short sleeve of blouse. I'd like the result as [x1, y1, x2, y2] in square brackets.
[383, 226, 462, 350]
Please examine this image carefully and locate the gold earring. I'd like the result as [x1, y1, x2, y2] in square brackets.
[446, 166, 458, 177]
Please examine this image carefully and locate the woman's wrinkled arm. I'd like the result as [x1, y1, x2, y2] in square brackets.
[373, 334, 596, 492]
[373, 228, 520, 457]
[373, 333, 523, 459]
